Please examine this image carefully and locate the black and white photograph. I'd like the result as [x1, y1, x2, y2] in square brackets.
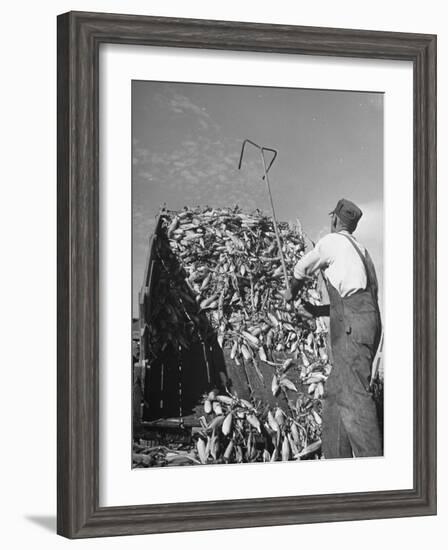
[1, 1, 440, 544]
[132, 80, 384, 468]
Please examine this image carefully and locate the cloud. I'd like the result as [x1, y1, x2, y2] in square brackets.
[170, 92, 211, 119]
[148, 88, 218, 134]
[132, 125, 266, 215]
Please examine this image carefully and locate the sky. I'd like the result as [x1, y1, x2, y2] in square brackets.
[132, 81, 383, 317]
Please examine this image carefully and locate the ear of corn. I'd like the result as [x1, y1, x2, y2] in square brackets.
[311, 409, 322, 425]
[207, 415, 224, 432]
[274, 407, 285, 427]
[223, 439, 234, 461]
[216, 395, 234, 406]
[222, 412, 233, 435]
[282, 358, 294, 371]
[246, 413, 261, 433]
[242, 331, 260, 347]
[210, 432, 219, 460]
[290, 422, 300, 445]
[240, 399, 255, 410]
[197, 439, 207, 464]
[297, 439, 322, 459]
[230, 340, 238, 359]
[271, 375, 280, 396]
[241, 344, 252, 361]
[267, 411, 280, 432]
[280, 378, 298, 392]
[288, 433, 300, 456]
[281, 436, 291, 461]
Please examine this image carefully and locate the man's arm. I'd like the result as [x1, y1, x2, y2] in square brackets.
[284, 237, 332, 303]
[304, 302, 330, 317]
[293, 246, 329, 280]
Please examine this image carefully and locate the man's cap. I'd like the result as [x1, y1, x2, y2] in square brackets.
[329, 198, 363, 227]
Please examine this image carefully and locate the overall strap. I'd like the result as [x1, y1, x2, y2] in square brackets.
[337, 232, 372, 288]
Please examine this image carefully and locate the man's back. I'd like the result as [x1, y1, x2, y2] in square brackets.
[293, 230, 378, 298]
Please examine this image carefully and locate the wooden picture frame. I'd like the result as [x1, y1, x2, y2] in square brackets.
[57, 11, 437, 538]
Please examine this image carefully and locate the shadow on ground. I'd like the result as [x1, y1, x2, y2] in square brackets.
[25, 515, 56, 533]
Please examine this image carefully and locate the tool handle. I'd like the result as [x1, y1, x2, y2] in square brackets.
[259, 152, 290, 293]
[238, 139, 288, 292]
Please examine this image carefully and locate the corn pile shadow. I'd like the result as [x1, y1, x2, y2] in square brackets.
[140, 229, 231, 422]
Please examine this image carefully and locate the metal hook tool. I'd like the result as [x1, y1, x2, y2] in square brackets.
[238, 139, 290, 292]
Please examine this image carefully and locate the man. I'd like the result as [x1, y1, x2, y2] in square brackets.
[284, 198, 382, 458]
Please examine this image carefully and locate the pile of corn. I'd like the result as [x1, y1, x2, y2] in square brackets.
[194, 378, 325, 464]
[150, 206, 329, 368]
[137, 206, 332, 466]
[133, 372, 325, 467]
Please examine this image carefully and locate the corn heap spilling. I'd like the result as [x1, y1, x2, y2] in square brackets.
[133, 388, 324, 467]
[139, 205, 332, 466]
[152, 206, 328, 358]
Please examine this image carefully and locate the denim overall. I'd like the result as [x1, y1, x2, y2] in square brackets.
[322, 233, 383, 458]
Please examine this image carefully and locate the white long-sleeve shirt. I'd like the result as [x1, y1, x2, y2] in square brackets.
[294, 231, 377, 298]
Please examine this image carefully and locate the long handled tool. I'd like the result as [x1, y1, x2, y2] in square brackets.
[238, 139, 290, 292]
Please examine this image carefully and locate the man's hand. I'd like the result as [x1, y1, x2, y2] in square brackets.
[283, 278, 304, 302]
[295, 304, 314, 320]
